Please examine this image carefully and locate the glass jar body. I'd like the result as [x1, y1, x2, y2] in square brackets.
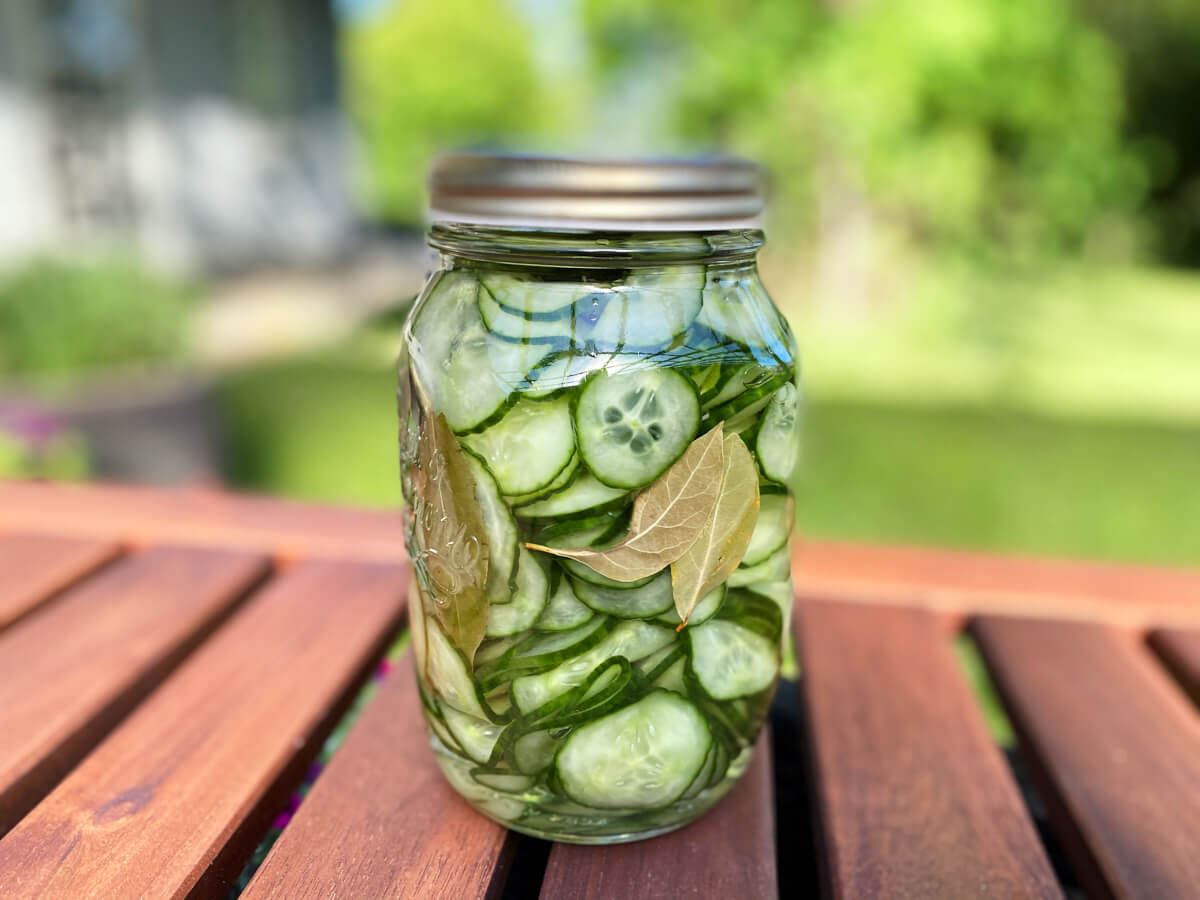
[398, 227, 799, 844]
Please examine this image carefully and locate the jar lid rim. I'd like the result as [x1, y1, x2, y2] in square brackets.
[428, 153, 767, 231]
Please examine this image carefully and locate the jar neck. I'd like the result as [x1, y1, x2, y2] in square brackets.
[428, 223, 764, 269]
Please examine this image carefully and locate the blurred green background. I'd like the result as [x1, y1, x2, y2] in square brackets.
[1, 0, 1197, 566]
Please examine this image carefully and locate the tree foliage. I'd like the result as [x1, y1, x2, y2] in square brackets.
[342, 0, 544, 223]
[584, 0, 1149, 260]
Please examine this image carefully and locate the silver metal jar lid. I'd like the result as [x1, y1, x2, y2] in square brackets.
[428, 153, 766, 231]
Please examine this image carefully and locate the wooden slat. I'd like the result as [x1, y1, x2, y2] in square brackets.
[242, 661, 513, 900]
[0, 546, 267, 834]
[973, 617, 1200, 900]
[794, 540, 1200, 626]
[795, 599, 1061, 899]
[0, 479, 406, 563]
[0, 534, 119, 631]
[0, 559, 407, 898]
[1148, 628, 1200, 703]
[538, 731, 777, 900]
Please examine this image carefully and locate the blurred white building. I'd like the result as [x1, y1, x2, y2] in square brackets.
[0, 0, 356, 272]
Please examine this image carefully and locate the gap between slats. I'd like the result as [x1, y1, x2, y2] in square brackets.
[0, 559, 408, 898]
[793, 597, 1062, 900]
[0, 546, 271, 836]
[971, 616, 1200, 900]
[0, 534, 123, 633]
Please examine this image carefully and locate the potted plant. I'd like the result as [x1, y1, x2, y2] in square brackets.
[0, 255, 225, 482]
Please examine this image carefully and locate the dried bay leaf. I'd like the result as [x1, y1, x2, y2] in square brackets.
[409, 409, 490, 664]
[670, 432, 760, 626]
[526, 425, 725, 581]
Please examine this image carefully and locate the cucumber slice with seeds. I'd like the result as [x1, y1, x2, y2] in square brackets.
[463, 397, 575, 498]
[410, 272, 530, 433]
[572, 570, 674, 618]
[688, 619, 779, 700]
[757, 382, 801, 484]
[556, 691, 711, 810]
[575, 369, 700, 489]
[516, 473, 629, 519]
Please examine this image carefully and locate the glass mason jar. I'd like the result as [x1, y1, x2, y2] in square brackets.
[398, 155, 799, 844]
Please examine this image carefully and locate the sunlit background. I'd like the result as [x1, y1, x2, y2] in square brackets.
[1, 0, 1197, 566]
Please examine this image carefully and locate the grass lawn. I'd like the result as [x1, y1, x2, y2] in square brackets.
[220, 354, 1200, 568]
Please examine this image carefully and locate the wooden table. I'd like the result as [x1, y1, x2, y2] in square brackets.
[0, 480, 1197, 899]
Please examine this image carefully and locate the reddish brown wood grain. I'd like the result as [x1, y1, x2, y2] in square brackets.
[795, 598, 1061, 899]
[973, 617, 1200, 900]
[242, 661, 514, 900]
[537, 731, 777, 900]
[1148, 628, 1200, 703]
[0, 559, 407, 898]
[0, 534, 120, 632]
[0, 546, 267, 834]
[793, 540, 1200, 626]
[0, 480, 406, 564]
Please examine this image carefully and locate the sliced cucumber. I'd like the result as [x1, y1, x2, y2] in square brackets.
[574, 369, 700, 489]
[511, 728, 562, 775]
[474, 634, 521, 669]
[740, 494, 792, 567]
[757, 382, 801, 484]
[544, 657, 636, 728]
[511, 619, 676, 713]
[556, 691, 711, 809]
[681, 742, 717, 800]
[503, 452, 579, 507]
[463, 453, 518, 603]
[587, 269, 703, 349]
[562, 557, 657, 590]
[728, 543, 790, 587]
[515, 472, 629, 519]
[656, 584, 726, 628]
[535, 577, 595, 631]
[525, 349, 621, 398]
[720, 588, 785, 644]
[572, 570, 675, 618]
[697, 273, 791, 352]
[481, 272, 598, 317]
[425, 709, 464, 755]
[410, 271, 521, 433]
[652, 655, 688, 694]
[703, 369, 791, 427]
[462, 397, 576, 498]
[480, 280, 575, 344]
[688, 619, 779, 700]
[441, 702, 506, 764]
[532, 509, 624, 547]
[477, 616, 614, 692]
[426, 619, 487, 719]
[486, 549, 550, 637]
[471, 769, 535, 794]
[744, 579, 795, 649]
